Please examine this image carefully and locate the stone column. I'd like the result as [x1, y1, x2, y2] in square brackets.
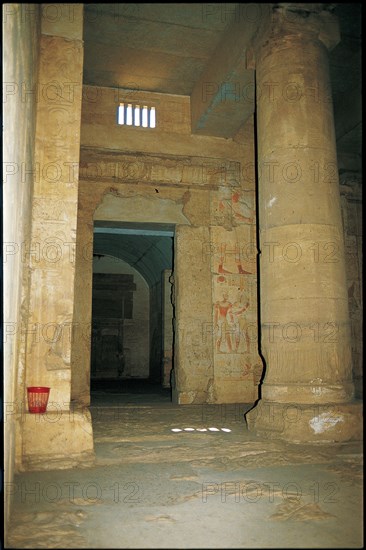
[246, 5, 362, 442]
[22, 5, 94, 469]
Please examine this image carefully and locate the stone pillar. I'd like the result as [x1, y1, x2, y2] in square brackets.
[246, 5, 362, 442]
[70, 198, 94, 406]
[22, 4, 94, 468]
[174, 225, 213, 404]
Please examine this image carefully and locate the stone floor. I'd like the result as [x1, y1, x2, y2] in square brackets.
[7, 380, 364, 548]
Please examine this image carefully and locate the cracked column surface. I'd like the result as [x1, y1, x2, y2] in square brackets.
[246, 6, 362, 442]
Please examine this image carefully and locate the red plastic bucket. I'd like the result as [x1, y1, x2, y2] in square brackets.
[27, 387, 50, 413]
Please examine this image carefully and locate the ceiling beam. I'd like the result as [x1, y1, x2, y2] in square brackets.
[190, 4, 260, 138]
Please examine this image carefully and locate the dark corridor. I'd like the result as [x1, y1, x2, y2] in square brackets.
[90, 378, 171, 406]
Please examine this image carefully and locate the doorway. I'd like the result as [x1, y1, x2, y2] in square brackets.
[90, 221, 175, 403]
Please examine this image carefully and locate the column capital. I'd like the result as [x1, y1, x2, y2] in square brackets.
[250, 3, 340, 64]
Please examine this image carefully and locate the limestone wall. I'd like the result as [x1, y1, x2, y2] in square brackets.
[340, 175, 363, 398]
[3, 2, 40, 537]
[74, 85, 263, 404]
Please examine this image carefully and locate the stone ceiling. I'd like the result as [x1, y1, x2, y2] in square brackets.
[93, 223, 174, 286]
[83, 2, 361, 168]
[85, 3, 361, 284]
[83, 3, 236, 95]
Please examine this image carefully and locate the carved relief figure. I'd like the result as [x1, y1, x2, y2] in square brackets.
[218, 243, 252, 275]
[227, 291, 250, 353]
[214, 291, 233, 353]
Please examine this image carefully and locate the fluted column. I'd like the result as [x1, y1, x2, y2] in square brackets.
[246, 5, 362, 442]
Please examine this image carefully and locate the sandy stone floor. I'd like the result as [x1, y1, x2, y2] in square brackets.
[8, 383, 364, 548]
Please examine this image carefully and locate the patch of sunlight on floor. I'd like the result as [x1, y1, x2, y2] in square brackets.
[171, 427, 232, 433]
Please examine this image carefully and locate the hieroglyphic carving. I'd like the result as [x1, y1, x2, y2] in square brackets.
[212, 189, 255, 226]
[79, 148, 241, 188]
[211, 221, 260, 383]
[214, 289, 250, 354]
[211, 224, 257, 278]
[215, 354, 252, 380]
[33, 199, 67, 223]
